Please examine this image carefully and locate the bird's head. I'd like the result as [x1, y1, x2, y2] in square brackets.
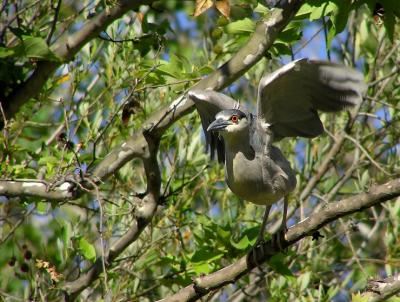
[207, 109, 249, 135]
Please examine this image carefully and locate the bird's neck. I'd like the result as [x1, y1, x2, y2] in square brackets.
[222, 128, 253, 154]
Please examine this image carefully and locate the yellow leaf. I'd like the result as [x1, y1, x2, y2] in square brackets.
[56, 74, 70, 85]
[215, 0, 230, 18]
[194, 0, 213, 17]
[351, 292, 372, 302]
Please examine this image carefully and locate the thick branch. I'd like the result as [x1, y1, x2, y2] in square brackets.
[159, 178, 400, 302]
[0, 179, 75, 200]
[2, 0, 155, 122]
[365, 275, 400, 302]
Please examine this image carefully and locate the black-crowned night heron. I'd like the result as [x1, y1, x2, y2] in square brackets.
[188, 58, 366, 248]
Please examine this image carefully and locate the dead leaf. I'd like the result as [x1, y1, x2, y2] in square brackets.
[36, 259, 50, 269]
[194, 0, 214, 17]
[215, 0, 230, 18]
[136, 12, 144, 23]
[36, 259, 63, 283]
[48, 266, 63, 282]
[122, 96, 141, 125]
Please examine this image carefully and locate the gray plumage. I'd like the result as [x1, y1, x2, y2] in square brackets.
[189, 59, 366, 208]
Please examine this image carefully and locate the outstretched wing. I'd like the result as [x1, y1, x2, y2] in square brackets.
[188, 90, 248, 163]
[257, 58, 367, 141]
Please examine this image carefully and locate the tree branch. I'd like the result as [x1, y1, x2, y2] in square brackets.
[364, 274, 400, 302]
[158, 178, 400, 302]
[0, 179, 75, 200]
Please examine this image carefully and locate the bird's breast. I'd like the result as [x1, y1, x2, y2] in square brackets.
[225, 148, 296, 205]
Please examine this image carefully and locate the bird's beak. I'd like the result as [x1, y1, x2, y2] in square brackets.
[207, 119, 231, 132]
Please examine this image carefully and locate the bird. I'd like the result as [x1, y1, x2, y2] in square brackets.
[188, 58, 366, 251]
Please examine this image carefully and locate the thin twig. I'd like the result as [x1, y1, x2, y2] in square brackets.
[344, 133, 392, 176]
[0, 206, 35, 246]
[46, 0, 62, 44]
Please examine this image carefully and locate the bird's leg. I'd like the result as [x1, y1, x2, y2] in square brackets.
[258, 205, 272, 243]
[272, 196, 289, 251]
[251, 205, 272, 267]
[281, 195, 288, 233]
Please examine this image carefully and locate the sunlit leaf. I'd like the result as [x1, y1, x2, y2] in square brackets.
[215, 0, 230, 18]
[351, 292, 371, 302]
[78, 237, 96, 262]
[36, 202, 48, 214]
[194, 0, 213, 17]
[225, 18, 255, 34]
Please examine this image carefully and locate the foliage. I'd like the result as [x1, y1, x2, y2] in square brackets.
[0, 0, 399, 301]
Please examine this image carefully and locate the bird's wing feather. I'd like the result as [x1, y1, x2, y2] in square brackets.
[257, 58, 367, 141]
[188, 90, 247, 162]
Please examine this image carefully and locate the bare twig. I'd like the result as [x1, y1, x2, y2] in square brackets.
[46, 0, 62, 44]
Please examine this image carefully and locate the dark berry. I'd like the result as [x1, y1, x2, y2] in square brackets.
[8, 257, 16, 266]
[24, 250, 32, 260]
[57, 133, 67, 142]
[20, 263, 29, 273]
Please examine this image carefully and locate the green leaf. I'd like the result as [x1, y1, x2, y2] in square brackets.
[330, 0, 350, 34]
[326, 25, 336, 49]
[254, 3, 269, 15]
[216, 225, 230, 240]
[360, 170, 370, 189]
[230, 235, 252, 250]
[308, 1, 337, 21]
[16, 36, 61, 61]
[230, 227, 259, 250]
[78, 237, 96, 262]
[309, 5, 325, 20]
[157, 59, 181, 78]
[225, 18, 255, 34]
[192, 262, 212, 274]
[0, 47, 16, 58]
[268, 253, 294, 277]
[295, 3, 314, 19]
[61, 222, 71, 248]
[277, 25, 302, 43]
[36, 202, 48, 214]
[230, 4, 253, 20]
[298, 271, 311, 291]
[38, 156, 60, 166]
[351, 292, 371, 302]
[191, 247, 223, 263]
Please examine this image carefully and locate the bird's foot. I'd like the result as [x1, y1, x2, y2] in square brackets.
[311, 231, 324, 241]
[272, 226, 288, 252]
[250, 239, 267, 271]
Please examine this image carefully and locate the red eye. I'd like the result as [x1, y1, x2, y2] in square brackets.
[231, 115, 239, 123]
